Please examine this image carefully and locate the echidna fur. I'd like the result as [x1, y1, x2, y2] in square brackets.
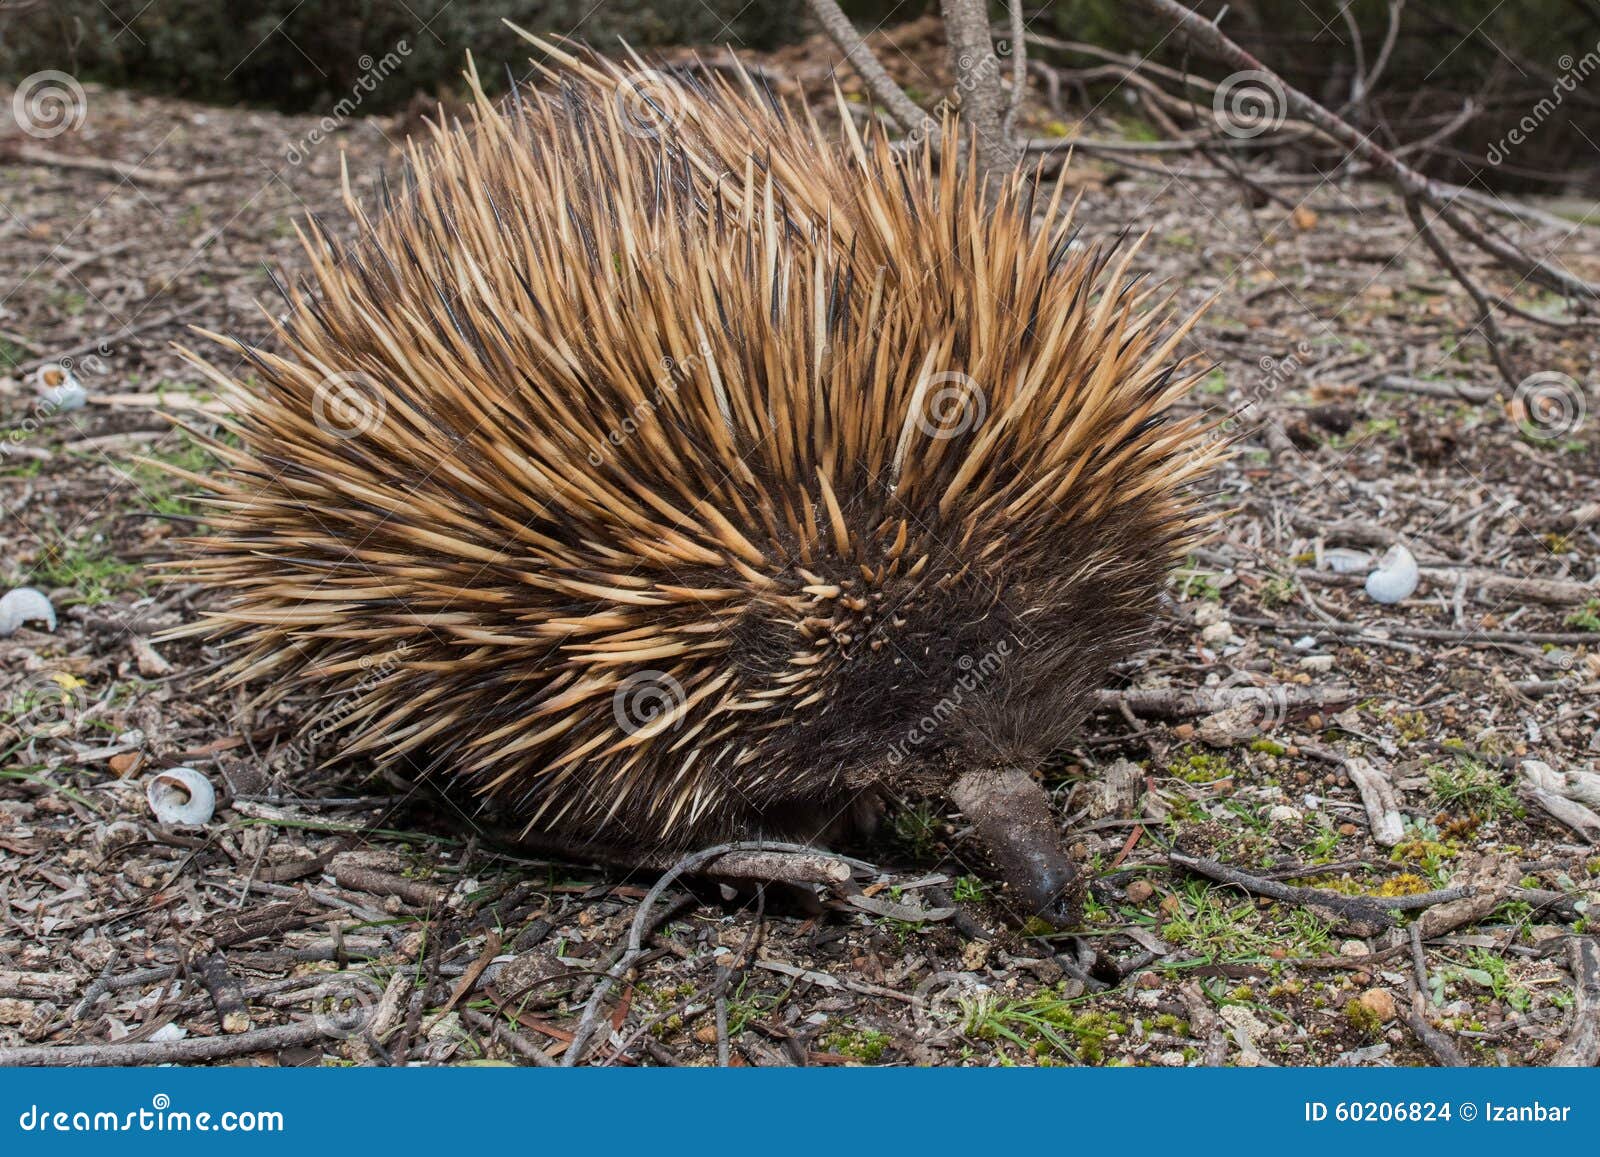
[160, 36, 1223, 921]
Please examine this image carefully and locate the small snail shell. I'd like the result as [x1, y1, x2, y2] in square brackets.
[1364, 544, 1419, 604]
[146, 767, 216, 826]
[0, 587, 57, 636]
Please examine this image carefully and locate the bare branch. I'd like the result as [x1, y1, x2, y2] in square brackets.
[1129, 0, 1600, 301]
[940, 0, 1023, 174]
[802, 0, 931, 135]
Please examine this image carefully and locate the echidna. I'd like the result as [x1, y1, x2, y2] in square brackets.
[163, 37, 1221, 924]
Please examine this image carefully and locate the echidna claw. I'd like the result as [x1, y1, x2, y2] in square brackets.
[950, 767, 1083, 928]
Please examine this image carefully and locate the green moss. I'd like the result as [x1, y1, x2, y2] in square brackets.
[1427, 758, 1522, 819]
[822, 1026, 890, 1063]
[1344, 999, 1382, 1038]
[1168, 750, 1236, 784]
[1564, 599, 1600, 632]
[963, 991, 1127, 1064]
[1249, 738, 1288, 757]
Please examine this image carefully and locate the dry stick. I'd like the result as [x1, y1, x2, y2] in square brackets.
[4, 142, 236, 188]
[0, 1020, 332, 1067]
[1095, 683, 1355, 719]
[1129, 0, 1600, 358]
[196, 952, 251, 1034]
[563, 841, 827, 1066]
[1405, 196, 1519, 384]
[1403, 998, 1470, 1067]
[1026, 29, 1578, 233]
[802, 0, 929, 135]
[1167, 852, 1402, 936]
[1233, 614, 1600, 648]
[1001, 0, 1027, 139]
[1297, 743, 1404, 848]
[1550, 936, 1600, 1067]
[460, 1008, 557, 1067]
[704, 849, 850, 886]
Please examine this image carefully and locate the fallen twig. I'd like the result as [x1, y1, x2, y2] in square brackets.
[196, 952, 250, 1034]
[460, 1008, 557, 1067]
[563, 841, 831, 1065]
[1168, 851, 1394, 936]
[1094, 684, 1355, 719]
[1549, 936, 1600, 1067]
[1402, 995, 1470, 1067]
[704, 849, 851, 886]
[0, 1020, 332, 1067]
[1301, 745, 1405, 848]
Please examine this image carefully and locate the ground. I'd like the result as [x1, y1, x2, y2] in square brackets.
[1, 31, 1598, 1067]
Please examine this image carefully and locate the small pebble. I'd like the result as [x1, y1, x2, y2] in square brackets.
[1125, 879, 1155, 903]
[1357, 988, 1396, 1022]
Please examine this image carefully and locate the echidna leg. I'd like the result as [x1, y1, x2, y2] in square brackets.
[950, 768, 1083, 928]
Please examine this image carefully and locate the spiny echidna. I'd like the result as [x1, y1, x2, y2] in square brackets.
[162, 36, 1222, 924]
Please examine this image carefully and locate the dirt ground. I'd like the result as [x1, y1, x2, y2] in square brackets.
[1, 26, 1598, 1067]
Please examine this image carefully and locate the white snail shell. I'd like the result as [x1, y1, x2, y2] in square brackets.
[34, 364, 87, 411]
[146, 767, 216, 826]
[1364, 544, 1419, 604]
[0, 587, 57, 636]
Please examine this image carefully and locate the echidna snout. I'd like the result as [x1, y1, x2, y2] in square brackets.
[161, 40, 1222, 923]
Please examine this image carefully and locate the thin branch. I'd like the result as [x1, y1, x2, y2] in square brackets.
[803, 0, 930, 136]
[1002, 0, 1027, 138]
[1130, 0, 1600, 301]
